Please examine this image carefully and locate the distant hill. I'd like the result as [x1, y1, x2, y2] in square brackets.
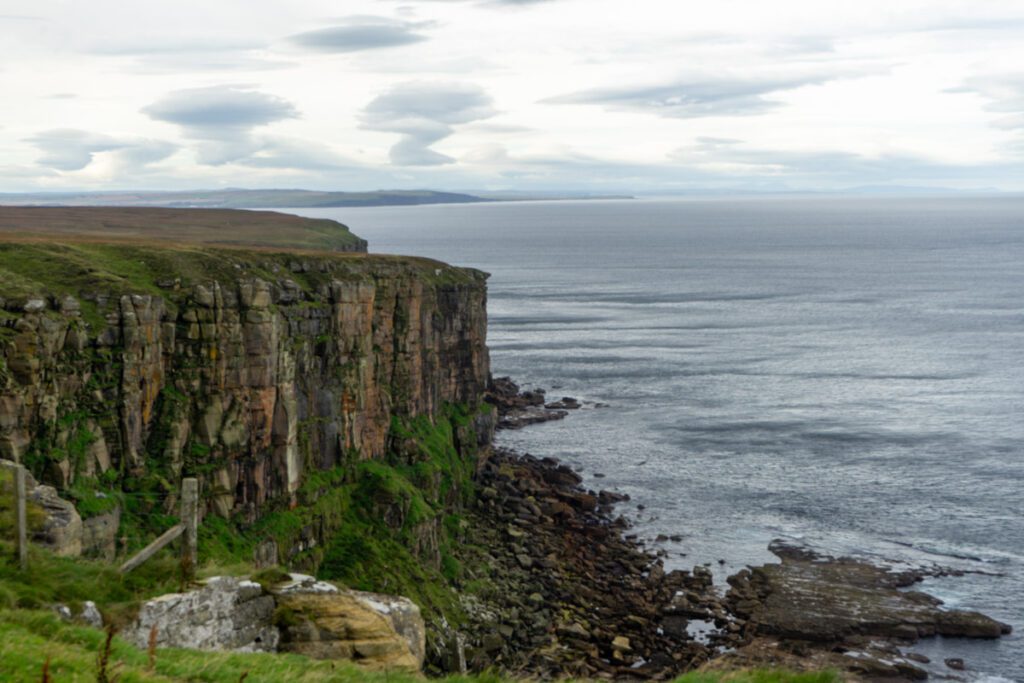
[0, 188, 635, 209]
[0, 206, 367, 252]
[0, 189, 489, 209]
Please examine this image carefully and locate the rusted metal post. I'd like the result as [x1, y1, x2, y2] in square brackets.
[181, 477, 198, 577]
[14, 464, 28, 570]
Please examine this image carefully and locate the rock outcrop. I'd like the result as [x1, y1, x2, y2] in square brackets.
[717, 540, 1013, 679]
[275, 574, 425, 671]
[123, 573, 425, 673]
[726, 540, 1012, 642]
[125, 576, 279, 653]
[0, 460, 81, 556]
[0, 246, 491, 541]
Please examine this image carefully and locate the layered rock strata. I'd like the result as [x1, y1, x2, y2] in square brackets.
[0, 246, 491, 529]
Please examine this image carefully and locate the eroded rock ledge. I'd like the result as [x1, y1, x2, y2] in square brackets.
[715, 540, 1013, 678]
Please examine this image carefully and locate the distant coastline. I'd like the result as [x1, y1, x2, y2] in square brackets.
[0, 188, 634, 210]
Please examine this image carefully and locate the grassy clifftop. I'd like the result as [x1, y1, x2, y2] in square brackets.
[0, 239, 483, 313]
[0, 207, 367, 253]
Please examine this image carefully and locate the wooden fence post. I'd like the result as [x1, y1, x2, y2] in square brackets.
[181, 477, 198, 577]
[14, 464, 28, 571]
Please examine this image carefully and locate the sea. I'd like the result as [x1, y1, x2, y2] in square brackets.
[286, 197, 1024, 681]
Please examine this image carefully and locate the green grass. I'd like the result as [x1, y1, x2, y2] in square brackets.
[0, 609, 838, 683]
[0, 240, 485, 308]
[0, 609, 510, 683]
[0, 538, 251, 628]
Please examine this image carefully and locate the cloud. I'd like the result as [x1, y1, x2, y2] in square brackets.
[26, 129, 125, 171]
[545, 73, 848, 118]
[143, 85, 297, 128]
[949, 74, 1024, 130]
[26, 129, 176, 172]
[143, 85, 298, 164]
[667, 138, 1019, 185]
[288, 17, 430, 53]
[238, 137, 356, 171]
[86, 37, 292, 73]
[361, 82, 496, 165]
[413, 0, 555, 5]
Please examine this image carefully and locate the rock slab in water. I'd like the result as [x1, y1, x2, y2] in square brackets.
[727, 540, 1012, 642]
[717, 539, 1012, 679]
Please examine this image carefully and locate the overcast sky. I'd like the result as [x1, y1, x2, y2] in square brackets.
[2, 0, 1024, 193]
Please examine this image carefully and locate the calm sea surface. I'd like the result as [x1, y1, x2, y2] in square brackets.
[289, 198, 1024, 680]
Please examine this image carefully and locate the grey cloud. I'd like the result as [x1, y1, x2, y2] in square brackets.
[26, 129, 125, 171]
[288, 17, 430, 53]
[545, 74, 840, 118]
[143, 86, 297, 128]
[26, 129, 176, 172]
[361, 82, 496, 165]
[115, 140, 179, 168]
[143, 86, 298, 164]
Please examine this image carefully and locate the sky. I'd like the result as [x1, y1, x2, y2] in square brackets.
[2, 0, 1024, 194]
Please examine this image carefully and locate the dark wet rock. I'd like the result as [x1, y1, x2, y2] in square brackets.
[545, 397, 581, 410]
[486, 377, 572, 430]
[720, 540, 1011, 679]
[726, 541, 1011, 643]
[455, 447, 719, 680]
[945, 657, 966, 670]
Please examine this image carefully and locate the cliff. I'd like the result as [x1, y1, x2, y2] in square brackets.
[0, 241, 492, 571]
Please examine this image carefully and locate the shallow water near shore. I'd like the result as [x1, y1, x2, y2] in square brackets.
[288, 197, 1024, 680]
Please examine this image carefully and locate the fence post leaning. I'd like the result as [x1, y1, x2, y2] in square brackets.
[181, 477, 198, 578]
[14, 464, 28, 570]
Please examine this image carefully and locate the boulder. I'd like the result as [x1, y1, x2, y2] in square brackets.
[123, 576, 279, 652]
[273, 574, 425, 672]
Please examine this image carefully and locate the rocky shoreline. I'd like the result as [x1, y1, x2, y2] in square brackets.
[465, 378, 1014, 680]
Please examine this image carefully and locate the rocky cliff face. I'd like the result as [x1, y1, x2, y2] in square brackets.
[0, 245, 491, 537]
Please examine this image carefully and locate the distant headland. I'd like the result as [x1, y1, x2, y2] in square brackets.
[0, 188, 634, 209]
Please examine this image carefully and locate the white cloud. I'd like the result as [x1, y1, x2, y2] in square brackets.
[1, 0, 1023, 191]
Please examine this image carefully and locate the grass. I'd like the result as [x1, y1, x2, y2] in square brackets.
[0, 609, 839, 683]
[0, 609, 509, 683]
[0, 538, 251, 629]
[0, 207, 366, 252]
[0, 240, 484, 309]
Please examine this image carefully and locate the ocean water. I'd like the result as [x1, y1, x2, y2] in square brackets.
[288, 197, 1024, 680]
